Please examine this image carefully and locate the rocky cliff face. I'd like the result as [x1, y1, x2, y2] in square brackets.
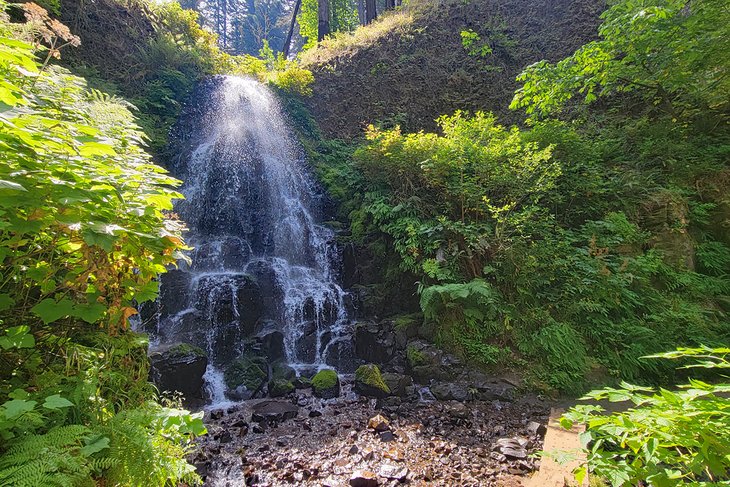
[303, 0, 605, 138]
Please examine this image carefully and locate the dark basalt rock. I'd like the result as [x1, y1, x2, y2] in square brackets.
[354, 321, 395, 364]
[381, 372, 414, 398]
[429, 382, 470, 402]
[224, 353, 269, 400]
[149, 342, 208, 406]
[251, 400, 299, 424]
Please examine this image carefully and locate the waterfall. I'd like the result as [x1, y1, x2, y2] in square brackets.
[144, 76, 353, 404]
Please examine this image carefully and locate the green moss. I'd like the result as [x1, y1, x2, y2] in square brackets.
[354, 364, 390, 394]
[268, 379, 295, 397]
[271, 361, 296, 381]
[393, 313, 421, 330]
[311, 369, 338, 391]
[406, 346, 427, 367]
[167, 343, 206, 360]
[224, 355, 268, 391]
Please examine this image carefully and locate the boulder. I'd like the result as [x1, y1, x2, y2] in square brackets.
[381, 372, 413, 398]
[258, 328, 285, 362]
[391, 313, 421, 349]
[354, 364, 391, 398]
[354, 321, 395, 364]
[223, 353, 268, 399]
[429, 382, 469, 402]
[311, 369, 340, 399]
[157, 270, 191, 318]
[268, 378, 294, 398]
[406, 340, 463, 383]
[251, 400, 298, 424]
[149, 343, 207, 406]
[271, 361, 296, 381]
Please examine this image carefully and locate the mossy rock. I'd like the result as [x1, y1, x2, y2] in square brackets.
[354, 364, 391, 398]
[166, 343, 207, 360]
[293, 376, 312, 389]
[406, 346, 428, 367]
[224, 354, 268, 392]
[268, 378, 295, 398]
[271, 361, 296, 381]
[311, 369, 340, 399]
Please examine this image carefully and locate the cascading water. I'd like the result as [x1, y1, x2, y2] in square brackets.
[144, 76, 353, 404]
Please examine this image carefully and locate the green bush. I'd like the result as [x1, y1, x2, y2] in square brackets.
[561, 347, 730, 486]
[0, 6, 204, 485]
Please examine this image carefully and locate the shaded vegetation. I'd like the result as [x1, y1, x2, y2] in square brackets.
[306, 0, 730, 392]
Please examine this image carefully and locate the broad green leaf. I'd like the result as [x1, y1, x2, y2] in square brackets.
[79, 435, 110, 456]
[2, 399, 37, 419]
[0, 180, 26, 191]
[0, 294, 14, 311]
[31, 298, 75, 324]
[0, 326, 35, 349]
[42, 394, 74, 410]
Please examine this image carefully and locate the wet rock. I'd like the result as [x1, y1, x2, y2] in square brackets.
[224, 353, 268, 399]
[350, 470, 379, 487]
[149, 342, 207, 406]
[354, 321, 395, 364]
[251, 400, 298, 424]
[390, 314, 421, 349]
[271, 360, 296, 381]
[429, 382, 469, 402]
[377, 396, 402, 414]
[258, 328, 285, 361]
[157, 270, 191, 317]
[312, 369, 341, 399]
[354, 364, 391, 398]
[268, 378, 294, 397]
[367, 414, 390, 432]
[470, 377, 516, 402]
[405, 340, 462, 383]
[381, 373, 413, 398]
[378, 464, 409, 481]
[379, 431, 397, 442]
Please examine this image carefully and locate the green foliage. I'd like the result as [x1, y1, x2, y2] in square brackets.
[0, 6, 204, 485]
[299, 0, 359, 50]
[562, 348, 730, 486]
[460, 29, 492, 57]
[511, 0, 730, 121]
[355, 111, 559, 281]
[312, 0, 730, 392]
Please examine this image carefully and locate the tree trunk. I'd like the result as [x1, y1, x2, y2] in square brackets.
[384, 0, 395, 10]
[283, 0, 302, 58]
[317, 0, 330, 41]
[365, 0, 376, 24]
[357, 0, 365, 25]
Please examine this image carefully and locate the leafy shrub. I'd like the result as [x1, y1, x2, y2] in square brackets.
[562, 347, 730, 486]
[0, 6, 204, 485]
